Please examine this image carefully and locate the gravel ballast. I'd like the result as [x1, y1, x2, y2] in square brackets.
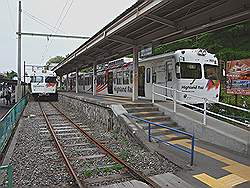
[1, 100, 180, 187]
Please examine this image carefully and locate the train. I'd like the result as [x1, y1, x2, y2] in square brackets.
[69, 49, 221, 104]
[30, 69, 58, 101]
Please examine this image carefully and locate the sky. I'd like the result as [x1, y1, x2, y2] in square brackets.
[0, 0, 137, 77]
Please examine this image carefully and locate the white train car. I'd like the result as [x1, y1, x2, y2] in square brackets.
[81, 49, 220, 104]
[30, 69, 58, 101]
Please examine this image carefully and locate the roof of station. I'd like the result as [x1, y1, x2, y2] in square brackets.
[54, 0, 250, 75]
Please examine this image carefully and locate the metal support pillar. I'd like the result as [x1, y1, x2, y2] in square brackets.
[93, 62, 97, 96]
[75, 68, 79, 93]
[66, 74, 69, 91]
[59, 76, 62, 90]
[17, 1, 22, 101]
[82, 73, 85, 92]
[23, 61, 26, 95]
[132, 46, 139, 101]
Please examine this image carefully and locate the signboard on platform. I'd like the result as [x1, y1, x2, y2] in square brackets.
[226, 59, 250, 96]
[140, 44, 152, 58]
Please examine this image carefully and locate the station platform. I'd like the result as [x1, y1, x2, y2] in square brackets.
[0, 99, 12, 119]
[59, 91, 250, 188]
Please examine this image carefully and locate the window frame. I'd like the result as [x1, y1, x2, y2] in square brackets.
[30, 76, 44, 83]
[117, 71, 123, 85]
[180, 62, 202, 79]
[204, 64, 219, 80]
[123, 71, 130, 85]
[146, 67, 151, 83]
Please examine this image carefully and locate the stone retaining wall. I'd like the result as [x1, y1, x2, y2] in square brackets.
[58, 94, 138, 142]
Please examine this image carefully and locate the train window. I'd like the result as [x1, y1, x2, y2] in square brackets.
[30, 76, 43, 83]
[204, 65, 219, 80]
[146, 68, 151, 83]
[113, 73, 116, 84]
[97, 75, 103, 85]
[45, 77, 57, 83]
[176, 62, 181, 79]
[85, 77, 90, 85]
[180, 63, 202, 79]
[123, 71, 130, 84]
[130, 70, 133, 84]
[167, 64, 172, 81]
[152, 72, 156, 83]
[117, 72, 123, 85]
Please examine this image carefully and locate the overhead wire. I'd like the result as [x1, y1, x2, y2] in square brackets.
[41, 0, 74, 64]
[23, 10, 66, 33]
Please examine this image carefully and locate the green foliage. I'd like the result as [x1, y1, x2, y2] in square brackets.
[112, 164, 124, 171]
[3, 70, 17, 80]
[83, 169, 93, 178]
[153, 21, 250, 62]
[217, 48, 250, 61]
[46, 56, 64, 66]
[80, 67, 92, 73]
[118, 149, 129, 160]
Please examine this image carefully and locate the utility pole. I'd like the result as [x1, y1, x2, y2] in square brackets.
[17, 1, 22, 101]
[23, 60, 26, 95]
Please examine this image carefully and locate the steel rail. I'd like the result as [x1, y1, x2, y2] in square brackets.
[49, 102, 161, 188]
[38, 102, 85, 188]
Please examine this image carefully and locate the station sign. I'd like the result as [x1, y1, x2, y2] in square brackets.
[140, 44, 153, 58]
[226, 59, 250, 96]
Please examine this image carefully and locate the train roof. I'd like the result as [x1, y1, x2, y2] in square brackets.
[30, 69, 57, 76]
[140, 49, 217, 63]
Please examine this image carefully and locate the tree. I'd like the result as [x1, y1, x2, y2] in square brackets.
[3, 70, 17, 80]
[46, 56, 64, 69]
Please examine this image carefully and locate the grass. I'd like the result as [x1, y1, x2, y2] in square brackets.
[118, 150, 129, 160]
[83, 169, 93, 178]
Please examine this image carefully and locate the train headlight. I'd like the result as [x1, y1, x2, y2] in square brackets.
[183, 94, 187, 98]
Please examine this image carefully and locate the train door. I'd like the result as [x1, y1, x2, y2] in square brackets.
[166, 61, 174, 98]
[138, 66, 145, 97]
[107, 72, 113, 94]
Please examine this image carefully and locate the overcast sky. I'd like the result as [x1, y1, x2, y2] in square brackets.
[0, 0, 137, 76]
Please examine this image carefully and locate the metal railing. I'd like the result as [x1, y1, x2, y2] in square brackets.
[0, 165, 13, 188]
[152, 84, 249, 127]
[125, 114, 195, 166]
[0, 95, 28, 154]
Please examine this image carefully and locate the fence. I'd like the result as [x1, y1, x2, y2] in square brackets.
[0, 95, 28, 154]
[152, 84, 249, 127]
[125, 114, 195, 166]
[0, 165, 13, 188]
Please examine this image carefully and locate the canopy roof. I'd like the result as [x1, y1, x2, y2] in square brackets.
[53, 0, 250, 75]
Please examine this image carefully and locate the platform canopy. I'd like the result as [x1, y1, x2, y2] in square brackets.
[53, 0, 250, 75]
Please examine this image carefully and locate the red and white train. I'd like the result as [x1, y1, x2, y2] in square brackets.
[70, 49, 220, 104]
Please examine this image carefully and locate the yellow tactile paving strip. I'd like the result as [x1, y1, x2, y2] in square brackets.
[102, 97, 135, 104]
[169, 139, 250, 187]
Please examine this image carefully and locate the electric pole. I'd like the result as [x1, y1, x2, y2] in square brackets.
[24, 60, 26, 95]
[17, 1, 22, 101]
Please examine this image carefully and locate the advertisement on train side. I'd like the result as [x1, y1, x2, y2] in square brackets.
[226, 59, 250, 96]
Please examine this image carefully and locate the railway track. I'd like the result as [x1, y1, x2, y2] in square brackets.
[38, 101, 161, 187]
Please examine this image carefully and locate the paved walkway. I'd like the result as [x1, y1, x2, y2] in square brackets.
[60, 92, 250, 188]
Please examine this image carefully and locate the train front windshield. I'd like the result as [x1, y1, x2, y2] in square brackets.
[204, 65, 219, 80]
[178, 63, 202, 79]
[30, 76, 43, 83]
[45, 77, 57, 83]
